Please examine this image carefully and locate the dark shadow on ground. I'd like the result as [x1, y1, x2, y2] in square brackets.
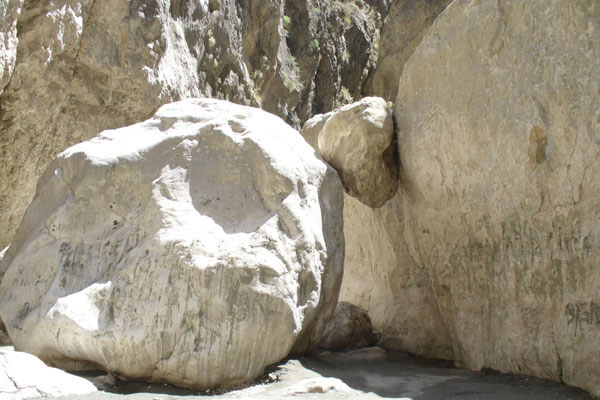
[300, 350, 594, 400]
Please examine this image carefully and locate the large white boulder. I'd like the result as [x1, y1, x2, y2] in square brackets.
[0, 98, 344, 390]
[0, 347, 97, 399]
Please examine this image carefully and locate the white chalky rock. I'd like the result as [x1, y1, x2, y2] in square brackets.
[0, 347, 97, 399]
[0, 98, 344, 390]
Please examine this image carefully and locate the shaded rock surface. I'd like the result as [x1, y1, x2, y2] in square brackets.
[0, 98, 344, 390]
[0, 347, 97, 399]
[316, 302, 377, 351]
[367, 0, 451, 101]
[395, 0, 600, 394]
[339, 192, 453, 358]
[301, 97, 397, 208]
[0, 0, 386, 249]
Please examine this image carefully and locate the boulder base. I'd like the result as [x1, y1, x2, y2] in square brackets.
[0, 98, 344, 390]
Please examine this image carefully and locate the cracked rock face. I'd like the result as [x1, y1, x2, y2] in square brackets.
[395, 0, 600, 394]
[302, 97, 398, 208]
[0, 99, 344, 390]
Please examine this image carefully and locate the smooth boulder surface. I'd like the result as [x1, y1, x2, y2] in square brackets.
[302, 97, 398, 208]
[0, 98, 344, 390]
[0, 347, 97, 399]
[395, 0, 600, 394]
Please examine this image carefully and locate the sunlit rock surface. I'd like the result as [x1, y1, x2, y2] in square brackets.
[395, 0, 600, 394]
[0, 98, 344, 390]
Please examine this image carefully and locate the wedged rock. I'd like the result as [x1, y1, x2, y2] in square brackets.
[395, 0, 600, 394]
[317, 301, 377, 351]
[0, 98, 344, 390]
[0, 347, 97, 399]
[302, 97, 398, 208]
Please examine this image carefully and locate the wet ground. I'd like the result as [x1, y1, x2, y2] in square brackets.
[41, 348, 594, 400]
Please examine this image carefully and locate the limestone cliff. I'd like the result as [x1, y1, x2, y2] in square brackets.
[0, 0, 385, 249]
[394, 0, 600, 394]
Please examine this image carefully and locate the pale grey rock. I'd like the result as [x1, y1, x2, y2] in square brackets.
[0, 0, 385, 250]
[395, 0, 600, 395]
[0, 347, 97, 399]
[367, 0, 451, 101]
[301, 97, 398, 208]
[317, 301, 377, 351]
[0, 98, 344, 390]
[0, 249, 8, 346]
[0, 0, 21, 95]
[339, 192, 453, 359]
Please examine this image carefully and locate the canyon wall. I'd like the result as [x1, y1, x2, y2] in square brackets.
[0, 0, 385, 249]
[394, 0, 600, 394]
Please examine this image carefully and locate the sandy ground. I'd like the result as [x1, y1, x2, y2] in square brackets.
[34, 348, 593, 400]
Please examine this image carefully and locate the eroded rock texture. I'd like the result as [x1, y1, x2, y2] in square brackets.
[367, 0, 451, 101]
[0, 0, 385, 249]
[0, 0, 21, 95]
[395, 0, 600, 394]
[0, 99, 344, 389]
[302, 97, 397, 208]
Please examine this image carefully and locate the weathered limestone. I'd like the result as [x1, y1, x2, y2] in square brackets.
[395, 0, 600, 394]
[302, 97, 398, 208]
[0, 99, 344, 390]
[0, 0, 385, 250]
[0, 347, 97, 399]
[0, 0, 21, 95]
[339, 192, 453, 358]
[316, 301, 377, 351]
[367, 0, 451, 102]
